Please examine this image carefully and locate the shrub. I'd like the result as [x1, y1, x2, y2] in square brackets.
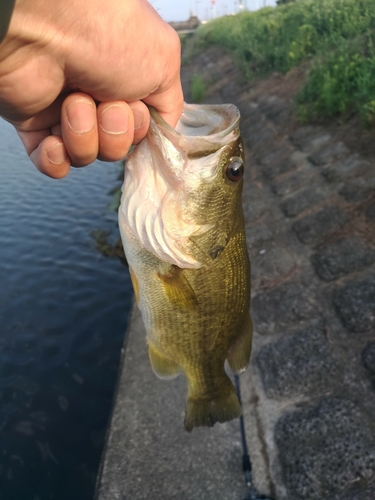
[190, 74, 206, 103]
[297, 36, 375, 123]
[195, 0, 375, 78]
[191, 0, 375, 125]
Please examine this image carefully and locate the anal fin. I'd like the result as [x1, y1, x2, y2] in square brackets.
[148, 342, 181, 380]
[226, 315, 253, 374]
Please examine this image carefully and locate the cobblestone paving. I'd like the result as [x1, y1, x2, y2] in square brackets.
[182, 47, 375, 500]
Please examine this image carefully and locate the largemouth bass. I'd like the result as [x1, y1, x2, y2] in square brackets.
[119, 103, 252, 432]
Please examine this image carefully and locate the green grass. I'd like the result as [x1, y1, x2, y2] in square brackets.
[195, 0, 375, 77]
[190, 0, 375, 124]
[190, 74, 206, 103]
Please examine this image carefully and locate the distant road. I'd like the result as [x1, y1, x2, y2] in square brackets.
[175, 29, 196, 34]
[169, 15, 200, 33]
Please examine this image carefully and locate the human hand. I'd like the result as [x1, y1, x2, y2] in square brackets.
[0, 0, 183, 178]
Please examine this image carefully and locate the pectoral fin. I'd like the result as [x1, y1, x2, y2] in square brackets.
[148, 342, 181, 379]
[158, 266, 198, 309]
[226, 315, 253, 374]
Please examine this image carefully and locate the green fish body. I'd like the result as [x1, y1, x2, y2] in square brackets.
[119, 103, 252, 432]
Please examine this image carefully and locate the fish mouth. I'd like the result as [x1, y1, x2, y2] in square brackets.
[148, 103, 240, 157]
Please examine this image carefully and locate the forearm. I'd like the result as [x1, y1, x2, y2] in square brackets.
[0, 0, 15, 43]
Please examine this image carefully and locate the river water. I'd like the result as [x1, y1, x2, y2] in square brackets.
[0, 119, 132, 500]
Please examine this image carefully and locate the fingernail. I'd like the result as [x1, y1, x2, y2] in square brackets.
[131, 108, 144, 130]
[66, 99, 95, 133]
[100, 105, 129, 134]
[46, 143, 67, 165]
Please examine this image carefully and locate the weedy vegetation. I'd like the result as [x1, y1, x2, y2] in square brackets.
[192, 0, 375, 125]
[190, 74, 206, 103]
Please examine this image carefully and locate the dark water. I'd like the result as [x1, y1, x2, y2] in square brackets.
[0, 119, 132, 500]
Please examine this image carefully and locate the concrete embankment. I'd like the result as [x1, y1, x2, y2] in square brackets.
[96, 47, 375, 500]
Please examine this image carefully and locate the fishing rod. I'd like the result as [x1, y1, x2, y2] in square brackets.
[234, 375, 274, 500]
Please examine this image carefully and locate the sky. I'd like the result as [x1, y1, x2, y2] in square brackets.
[150, 0, 277, 22]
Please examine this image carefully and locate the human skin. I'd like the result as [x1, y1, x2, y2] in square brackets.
[0, 0, 183, 178]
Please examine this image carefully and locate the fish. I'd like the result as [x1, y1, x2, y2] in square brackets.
[118, 103, 252, 432]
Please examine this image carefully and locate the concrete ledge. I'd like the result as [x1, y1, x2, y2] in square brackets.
[95, 303, 250, 500]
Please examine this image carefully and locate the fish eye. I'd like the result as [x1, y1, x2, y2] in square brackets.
[226, 157, 244, 182]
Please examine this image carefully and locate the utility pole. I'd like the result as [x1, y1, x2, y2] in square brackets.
[195, 0, 201, 18]
[211, 0, 216, 19]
